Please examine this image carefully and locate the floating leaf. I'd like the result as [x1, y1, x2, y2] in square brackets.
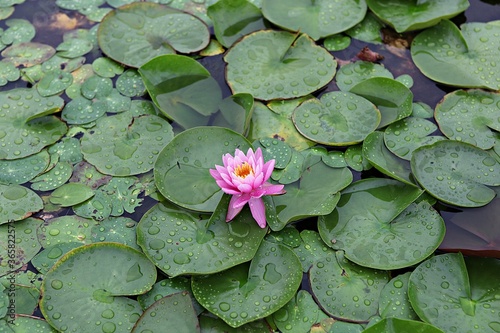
[49, 183, 94, 207]
[261, 0, 367, 40]
[61, 97, 108, 125]
[345, 12, 384, 44]
[435, 89, 500, 150]
[36, 70, 74, 97]
[362, 318, 445, 333]
[2, 42, 54, 67]
[292, 230, 336, 273]
[116, 69, 146, 97]
[0, 61, 19, 86]
[0, 150, 50, 185]
[192, 240, 302, 328]
[37, 215, 98, 247]
[411, 140, 500, 207]
[292, 91, 380, 146]
[31, 242, 83, 274]
[98, 2, 210, 67]
[0, 185, 43, 224]
[225, 30, 336, 100]
[367, 0, 469, 32]
[210, 93, 254, 135]
[323, 34, 351, 51]
[272, 290, 320, 333]
[91, 217, 139, 250]
[336, 61, 393, 92]
[1, 19, 35, 45]
[30, 161, 73, 191]
[81, 113, 174, 176]
[378, 272, 419, 320]
[40, 243, 157, 333]
[411, 20, 500, 90]
[92, 56, 124, 78]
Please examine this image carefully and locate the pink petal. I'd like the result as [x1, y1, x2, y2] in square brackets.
[248, 197, 267, 228]
[237, 183, 253, 193]
[252, 172, 264, 188]
[209, 168, 221, 180]
[262, 160, 275, 181]
[262, 183, 285, 195]
[227, 195, 244, 222]
[216, 181, 240, 195]
[232, 193, 251, 208]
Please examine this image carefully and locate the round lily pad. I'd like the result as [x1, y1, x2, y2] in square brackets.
[0, 149, 50, 185]
[411, 140, 500, 207]
[37, 215, 98, 247]
[411, 20, 500, 90]
[49, 183, 95, 207]
[367, 0, 469, 32]
[137, 198, 267, 277]
[36, 70, 74, 97]
[81, 113, 174, 176]
[435, 89, 500, 150]
[272, 290, 320, 333]
[98, 2, 210, 68]
[408, 253, 500, 333]
[92, 57, 124, 78]
[91, 217, 139, 249]
[1, 42, 55, 67]
[292, 91, 380, 146]
[154, 126, 251, 212]
[192, 240, 302, 328]
[0, 184, 43, 224]
[335, 61, 393, 92]
[61, 97, 108, 125]
[30, 160, 73, 191]
[0, 88, 66, 160]
[1, 18, 35, 45]
[0, 60, 19, 86]
[362, 318, 445, 333]
[31, 242, 83, 274]
[224, 30, 336, 101]
[40, 242, 157, 333]
[116, 69, 146, 97]
[261, 0, 366, 40]
[309, 251, 390, 322]
[292, 229, 336, 273]
[378, 272, 419, 320]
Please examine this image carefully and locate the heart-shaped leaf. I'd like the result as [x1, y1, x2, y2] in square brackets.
[0, 184, 43, 224]
[192, 240, 302, 327]
[0, 149, 50, 185]
[378, 272, 419, 320]
[362, 318, 445, 333]
[272, 290, 321, 333]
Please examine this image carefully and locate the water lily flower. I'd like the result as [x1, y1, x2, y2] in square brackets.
[210, 147, 285, 228]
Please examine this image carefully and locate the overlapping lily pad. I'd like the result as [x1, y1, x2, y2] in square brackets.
[363, 318, 445, 333]
[40, 242, 157, 333]
[292, 91, 380, 146]
[81, 113, 173, 176]
[137, 197, 267, 277]
[0, 88, 66, 160]
[225, 30, 336, 101]
[192, 240, 302, 327]
[0, 184, 43, 224]
[0, 150, 50, 185]
[261, 0, 367, 40]
[411, 20, 500, 90]
[1, 42, 55, 67]
[154, 126, 251, 212]
[411, 140, 500, 207]
[98, 2, 210, 68]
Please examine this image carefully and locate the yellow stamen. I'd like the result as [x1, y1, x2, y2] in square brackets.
[234, 162, 254, 178]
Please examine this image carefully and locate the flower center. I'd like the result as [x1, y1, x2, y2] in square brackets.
[234, 162, 253, 179]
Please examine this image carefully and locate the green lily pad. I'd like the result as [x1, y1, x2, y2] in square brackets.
[137, 197, 267, 277]
[131, 292, 199, 333]
[378, 272, 419, 320]
[362, 318, 445, 333]
[292, 91, 380, 146]
[225, 30, 336, 101]
[367, 0, 469, 33]
[36, 70, 74, 97]
[253, 138, 292, 169]
[56, 36, 94, 59]
[69, 161, 111, 190]
[98, 89, 131, 114]
[0, 218, 42, 275]
[345, 143, 371, 172]
[309, 251, 389, 322]
[324, 34, 351, 51]
[199, 312, 273, 332]
[318, 178, 430, 270]
[292, 230, 336, 273]
[98, 2, 210, 68]
[37, 215, 98, 247]
[1, 42, 55, 67]
[61, 97, 108, 125]
[92, 57, 124, 78]
[1, 19, 35, 45]
[0, 185, 43, 224]
[408, 253, 500, 333]
[272, 290, 320, 333]
[435, 89, 500, 150]
[139, 54, 222, 129]
[31, 242, 83, 274]
[335, 61, 393, 93]
[362, 131, 415, 185]
[0, 88, 66, 160]
[411, 140, 500, 207]
[384, 117, 446, 160]
[272, 161, 352, 229]
[154, 126, 251, 212]
[0, 61, 19, 86]
[49, 183, 95, 207]
[48, 137, 82, 165]
[56, 0, 104, 10]
[116, 69, 146, 97]
[411, 20, 500, 90]
[90, 217, 139, 249]
[208, 0, 265, 48]
[210, 93, 254, 135]
[0, 150, 50, 185]
[40, 242, 157, 333]
[81, 75, 113, 99]
[322, 150, 347, 168]
[261, 0, 367, 41]
[1, 315, 58, 332]
[30, 160, 73, 191]
[345, 12, 384, 44]
[192, 239, 302, 328]
[81, 113, 174, 176]
[349, 77, 413, 128]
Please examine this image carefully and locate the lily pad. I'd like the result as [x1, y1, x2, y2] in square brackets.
[1, 42, 55, 67]
[292, 91, 380, 146]
[49, 183, 95, 207]
[81, 113, 174, 176]
[292, 230, 336, 273]
[435, 89, 500, 150]
[0, 185, 43, 224]
[139, 54, 222, 129]
[210, 93, 254, 135]
[137, 197, 267, 277]
[1, 19, 35, 45]
[98, 2, 210, 68]
[31, 242, 83, 274]
[192, 240, 302, 328]
[61, 97, 108, 125]
[411, 20, 500, 90]
[0, 88, 66, 160]
[345, 12, 384, 44]
[0, 61, 19, 86]
[36, 70, 74, 97]
[349, 77, 413, 128]
[40, 242, 157, 333]
[131, 292, 199, 333]
[335, 61, 393, 92]
[225, 30, 336, 101]
[30, 160, 73, 191]
[37, 215, 98, 247]
[261, 0, 367, 40]
[411, 140, 500, 207]
[367, 0, 469, 32]
[272, 290, 320, 333]
[309, 251, 389, 322]
[91, 217, 139, 250]
[92, 57, 124, 78]
[362, 318, 445, 333]
[378, 272, 419, 320]
[199, 312, 273, 332]
[0, 150, 50, 185]
[116, 69, 146, 97]
[318, 178, 431, 270]
[408, 253, 500, 333]
[154, 126, 251, 212]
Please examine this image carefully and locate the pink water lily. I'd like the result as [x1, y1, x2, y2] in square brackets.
[209, 147, 285, 228]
